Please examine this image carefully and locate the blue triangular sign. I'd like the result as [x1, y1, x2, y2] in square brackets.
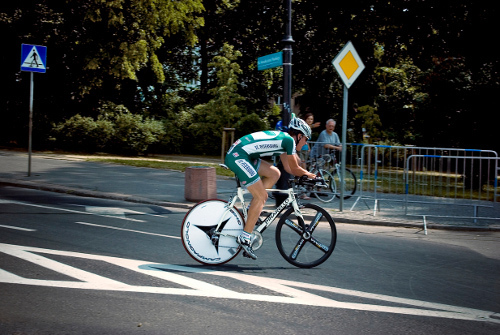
[21, 44, 47, 73]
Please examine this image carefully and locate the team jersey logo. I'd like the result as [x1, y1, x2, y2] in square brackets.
[253, 142, 279, 151]
[242, 140, 284, 156]
[235, 159, 257, 178]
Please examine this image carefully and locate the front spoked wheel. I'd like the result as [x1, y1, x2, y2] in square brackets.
[181, 199, 244, 265]
[275, 203, 336, 268]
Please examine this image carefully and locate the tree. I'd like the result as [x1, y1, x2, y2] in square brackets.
[187, 43, 244, 154]
[0, 0, 205, 147]
[373, 55, 429, 144]
[353, 105, 384, 143]
[2, 1, 498, 156]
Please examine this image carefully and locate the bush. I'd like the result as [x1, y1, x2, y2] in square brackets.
[235, 112, 271, 139]
[52, 102, 165, 154]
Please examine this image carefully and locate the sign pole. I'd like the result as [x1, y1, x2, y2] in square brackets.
[28, 72, 34, 177]
[282, 0, 293, 128]
[274, 0, 294, 206]
[332, 41, 365, 212]
[340, 85, 348, 211]
[21, 44, 47, 177]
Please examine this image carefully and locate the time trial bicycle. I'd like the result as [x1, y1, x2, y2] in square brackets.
[181, 165, 337, 268]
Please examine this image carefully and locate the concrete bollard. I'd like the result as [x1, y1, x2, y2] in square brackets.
[184, 166, 217, 202]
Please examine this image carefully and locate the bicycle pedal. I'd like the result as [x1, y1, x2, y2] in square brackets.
[242, 251, 255, 259]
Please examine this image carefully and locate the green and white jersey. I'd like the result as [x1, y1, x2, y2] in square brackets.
[227, 131, 296, 159]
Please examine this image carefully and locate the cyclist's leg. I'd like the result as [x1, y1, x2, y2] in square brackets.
[224, 155, 267, 257]
[245, 160, 280, 233]
[258, 159, 281, 188]
[246, 181, 267, 233]
[224, 155, 281, 259]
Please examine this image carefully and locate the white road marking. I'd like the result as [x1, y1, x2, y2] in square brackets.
[82, 206, 170, 219]
[0, 243, 498, 324]
[0, 225, 36, 232]
[85, 206, 144, 217]
[75, 221, 180, 239]
[0, 200, 145, 222]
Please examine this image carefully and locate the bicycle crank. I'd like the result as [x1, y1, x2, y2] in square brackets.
[251, 231, 264, 250]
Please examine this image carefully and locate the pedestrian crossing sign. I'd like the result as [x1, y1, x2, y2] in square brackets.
[21, 44, 47, 73]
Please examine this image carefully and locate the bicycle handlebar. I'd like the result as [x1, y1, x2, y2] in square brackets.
[291, 176, 328, 188]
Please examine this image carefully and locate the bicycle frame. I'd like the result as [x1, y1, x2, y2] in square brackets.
[214, 179, 306, 238]
[333, 162, 343, 180]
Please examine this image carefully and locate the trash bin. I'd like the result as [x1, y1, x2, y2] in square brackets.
[184, 166, 217, 202]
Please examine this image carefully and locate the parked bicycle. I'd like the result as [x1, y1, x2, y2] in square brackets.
[324, 151, 357, 200]
[295, 156, 337, 202]
[181, 165, 337, 268]
[295, 150, 357, 202]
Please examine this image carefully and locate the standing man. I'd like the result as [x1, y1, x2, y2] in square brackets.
[310, 119, 342, 159]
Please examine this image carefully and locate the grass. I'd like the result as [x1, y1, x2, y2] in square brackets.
[347, 166, 499, 202]
[87, 157, 235, 177]
[85, 154, 497, 202]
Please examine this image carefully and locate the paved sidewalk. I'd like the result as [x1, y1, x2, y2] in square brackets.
[1, 149, 499, 232]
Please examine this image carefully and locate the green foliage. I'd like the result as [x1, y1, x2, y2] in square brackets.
[188, 43, 245, 154]
[147, 91, 192, 154]
[235, 112, 271, 139]
[52, 102, 165, 154]
[373, 56, 429, 144]
[76, 0, 205, 94]
[353, 105, 384, 143]
[51, 114, 114, 152]
[1, 1, 499, 155]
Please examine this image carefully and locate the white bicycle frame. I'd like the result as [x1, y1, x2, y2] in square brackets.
[214, 185, 306, 237]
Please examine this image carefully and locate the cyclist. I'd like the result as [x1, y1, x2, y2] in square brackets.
[224, 118, 316, 260]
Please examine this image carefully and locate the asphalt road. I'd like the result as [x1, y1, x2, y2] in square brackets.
[1, 186, 499, 334]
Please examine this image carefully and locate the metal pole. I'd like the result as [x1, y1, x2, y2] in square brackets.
[282, 0, 294, 127]
[340, 85, 348, 211]
[28, 72, 34, 177]
[275, 0, 294, 206]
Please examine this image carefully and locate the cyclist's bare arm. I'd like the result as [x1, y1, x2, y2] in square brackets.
[281, 153, 316, 179]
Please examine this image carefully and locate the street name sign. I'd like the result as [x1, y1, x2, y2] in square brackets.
[332, 41, 364, 88]
[258, 51, 283, 71]
[21, 44, 47, 73]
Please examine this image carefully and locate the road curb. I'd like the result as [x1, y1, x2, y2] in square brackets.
[0, 178, 192, 210]
[1, 178, 499, 232]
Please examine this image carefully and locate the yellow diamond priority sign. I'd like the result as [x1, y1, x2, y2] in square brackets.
[332, 41, 364, 88]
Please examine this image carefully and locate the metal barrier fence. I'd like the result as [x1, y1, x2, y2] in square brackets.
[404, 155, 500, 233]
[303, 142, 499, 229]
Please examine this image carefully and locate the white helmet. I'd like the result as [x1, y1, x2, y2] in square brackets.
[288, 118, 312, 140]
